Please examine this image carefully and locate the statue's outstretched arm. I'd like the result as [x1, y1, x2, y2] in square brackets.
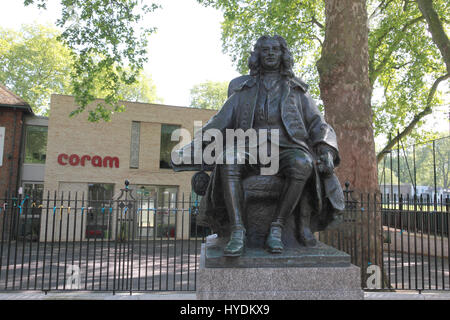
[171, 93, 238, 171]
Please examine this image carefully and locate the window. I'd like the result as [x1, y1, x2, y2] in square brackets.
[23, 183, 44, 201]
[130, 121, 140, 168]
[86, 183, 114, 239]
[24, 126, 47, 164]
[18, 183, 44, 240]
[133, 185, 178, 238]
[160, 124, 180, 169]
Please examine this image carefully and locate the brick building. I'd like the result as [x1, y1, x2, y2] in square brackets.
[1, 90, 217, 241]
[0, 84, 33, 198]
[39, 94, 216, 241]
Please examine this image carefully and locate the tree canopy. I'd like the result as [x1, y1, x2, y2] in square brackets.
[0, 23, 161, 118]
[189, 80, 228, 110]
[197, 0, 449, 160]
[378, 134, 449, 191]
[116, 71, 162, 105]
[20, 0, 448, 143]
[0, 24, 73, 115]
[23, 0, 160, 121]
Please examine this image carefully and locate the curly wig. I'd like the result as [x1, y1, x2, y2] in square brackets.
[248, 35, 294, 78]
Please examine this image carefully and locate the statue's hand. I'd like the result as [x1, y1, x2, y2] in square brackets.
[317, 151, 334, 177]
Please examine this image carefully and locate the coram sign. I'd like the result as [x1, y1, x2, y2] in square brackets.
[57, 154, 119, 168]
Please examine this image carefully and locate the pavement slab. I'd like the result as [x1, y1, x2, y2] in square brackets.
[0, 290, 449, 300]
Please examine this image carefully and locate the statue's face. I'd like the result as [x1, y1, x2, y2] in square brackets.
[259, 38, 282, 71]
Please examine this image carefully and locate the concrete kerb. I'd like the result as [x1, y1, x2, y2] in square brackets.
[0, 290, 450, 300]
[0, 290, 197, 300]
[365, 290, 450, 300]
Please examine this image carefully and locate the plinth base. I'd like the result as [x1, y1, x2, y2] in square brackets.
[204, 237, 351, 268]
[196, 242, 364, 300]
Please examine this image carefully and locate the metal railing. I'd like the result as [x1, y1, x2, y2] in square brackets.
[319, 187, 450, 291]
[0, 184, 449, 292]
[0, 185, 208, 293]
[379, 135, 449, 200]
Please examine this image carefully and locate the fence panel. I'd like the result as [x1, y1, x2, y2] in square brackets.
[0, 186, 449, 292]
[0, 190, 207, 292]
[320, 189, 449, 291]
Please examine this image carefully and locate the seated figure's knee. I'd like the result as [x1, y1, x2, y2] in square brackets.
[285, 152, 313, 181]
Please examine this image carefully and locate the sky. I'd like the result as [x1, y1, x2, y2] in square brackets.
[0, 0, 240, 107]
[0, 0, 448, 136]
[145, 0, 241, 107]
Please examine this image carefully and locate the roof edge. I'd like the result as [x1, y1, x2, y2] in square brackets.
[0, 84, 34, 114]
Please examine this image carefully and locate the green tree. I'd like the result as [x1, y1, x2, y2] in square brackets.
[379, 135, 450, 190]
[417, 0, 450, 74]
[88, 68, 163, 107]
[0, 24, 162, 116]
[24, 0, 160, 121]
[189, 80, 228, 110]
[0, 24, 73, 115]
[372, 0, 449, 162]
[199, 0, 379, 192]
[197, 0, 449, 164]
[116, 71, 163, 104]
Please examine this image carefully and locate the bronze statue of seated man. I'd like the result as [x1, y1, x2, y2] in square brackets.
[172, 35, 345, 257]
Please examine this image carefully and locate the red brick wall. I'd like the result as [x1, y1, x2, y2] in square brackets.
[0, 108, 25, 198]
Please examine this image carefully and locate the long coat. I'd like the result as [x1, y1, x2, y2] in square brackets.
[173, 75, 345, 237]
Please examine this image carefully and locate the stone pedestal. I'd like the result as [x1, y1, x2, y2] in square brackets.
[196, 239, 364, 300]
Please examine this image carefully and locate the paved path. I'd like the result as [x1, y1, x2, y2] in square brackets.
[0, 241, 201, 291]
[0, 290, 449, 300]
[365, 291, 450, 300]
[0, 290, 196, 300]
[383, 251, 450, 290]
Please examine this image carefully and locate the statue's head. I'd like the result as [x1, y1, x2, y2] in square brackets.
[248, 35, 294, 77]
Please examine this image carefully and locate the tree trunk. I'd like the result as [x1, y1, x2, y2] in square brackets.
[316, 0, 383, 287]
[317, 0, 378, 195]
[416, 0, 450, 73]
